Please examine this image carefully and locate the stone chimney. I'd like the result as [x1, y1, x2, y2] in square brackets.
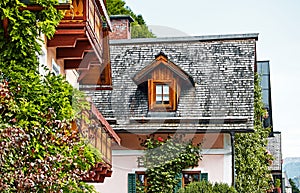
[109, 15, 134, 40]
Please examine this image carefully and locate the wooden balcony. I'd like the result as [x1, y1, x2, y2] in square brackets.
[47, 0, 112, 88]
[76, 101, 120, 182]
[19, 0, 72, 11]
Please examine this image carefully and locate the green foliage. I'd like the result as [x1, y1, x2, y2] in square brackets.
[131, 23, 155, 39]
[275, 178, 281, 188]
[234, 74, 273, 193]
[106, 0, 155, 38]
[0, 0, 100, 192]
[289, 178, 300, 193]
[139, 135, 201, 193]
[178, 181, 237, 193]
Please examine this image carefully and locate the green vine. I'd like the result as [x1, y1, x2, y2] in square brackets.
[139, 135, 202, 193]
[0, 0, 99, 192]
[234, 73, 273, 193]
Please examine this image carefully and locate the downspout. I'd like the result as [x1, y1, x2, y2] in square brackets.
[230, 131, 235, 188]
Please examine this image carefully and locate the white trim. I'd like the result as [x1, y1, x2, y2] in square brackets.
[223, 153, 232, 184]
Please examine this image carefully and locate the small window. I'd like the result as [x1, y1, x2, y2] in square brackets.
[182, 171, 201, 187]
[155, 84, 170, 104]
[136, 171, 147, 192]
[148, 80, 176, 111]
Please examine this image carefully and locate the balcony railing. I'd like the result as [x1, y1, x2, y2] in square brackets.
[77, 101, 120, 165]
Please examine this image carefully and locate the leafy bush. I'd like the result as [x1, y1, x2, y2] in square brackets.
[140, 135, 201, 193]
[178, 180, 237, 193]
[0, 0, 100, 192]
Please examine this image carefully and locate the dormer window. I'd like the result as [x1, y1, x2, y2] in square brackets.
[133, 52, 194, 113]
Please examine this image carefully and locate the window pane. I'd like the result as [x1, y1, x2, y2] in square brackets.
[156, 85, 162, 94]
[137, 174, 145, 186]
[261, 62, 270, 74]
[261, 75, 269, 89]
[163, 95, 169, 103]
[163, 85, 169, 94]
[192, 174, 200, 181]
[262, 89, 269, 107]
[156, 95, 162, 104]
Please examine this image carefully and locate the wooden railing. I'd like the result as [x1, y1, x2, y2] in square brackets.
[77, 102, 120, 165]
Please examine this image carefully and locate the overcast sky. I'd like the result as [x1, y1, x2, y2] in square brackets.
[123, 0, 300, 159]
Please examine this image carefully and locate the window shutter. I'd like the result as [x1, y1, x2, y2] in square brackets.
[148, 79, 154, 110]
[174, 173, 183, 193]
[128, 173, 136, 193]
[200, 173, 208, 181]
[171, 79, 176, 111]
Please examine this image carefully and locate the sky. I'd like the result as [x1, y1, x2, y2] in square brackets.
[123, 0, 300, 159]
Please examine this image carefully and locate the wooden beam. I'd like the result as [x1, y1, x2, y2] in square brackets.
[56, 39, 91, 59]
[64, 51, 101, 69]
[19, 4, 71, 11]
[47, 34, 86, 47]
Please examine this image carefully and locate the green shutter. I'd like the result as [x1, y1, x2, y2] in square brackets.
[174, 173, 183, 193]
[128, 173, 136, 193]
[200, 173, 208, 181]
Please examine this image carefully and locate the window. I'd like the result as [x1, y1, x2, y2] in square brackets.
[182, 171, 201, 187]
[155, 84, 170, 104]
[128, 171, 207, 192]
[136, 172, 147, 188]
[148, 80, 176, 111]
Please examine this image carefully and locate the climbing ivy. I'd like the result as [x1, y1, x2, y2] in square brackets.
[139, 135, 201, 193]
[0, 0, 99, 192]
[234, 74, 273, 193]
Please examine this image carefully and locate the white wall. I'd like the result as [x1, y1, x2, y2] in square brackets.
[95, 147, 232, 193]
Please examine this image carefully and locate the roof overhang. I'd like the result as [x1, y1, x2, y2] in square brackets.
[132, 52, 195, 86]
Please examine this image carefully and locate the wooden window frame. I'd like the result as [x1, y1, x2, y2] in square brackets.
[148, 79, 176, 111]
[182, 171, 201, 187]
[136, 171, 147, 191]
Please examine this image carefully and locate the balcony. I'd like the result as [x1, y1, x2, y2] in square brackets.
[19, 0, 72, 11]
[47, 0, 112, 88]
[76, 101, 120, 182]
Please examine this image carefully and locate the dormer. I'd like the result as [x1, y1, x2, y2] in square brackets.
[133, 52, 194, 112]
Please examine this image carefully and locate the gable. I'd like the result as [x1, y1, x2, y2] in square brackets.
[132, 52, 194, 86]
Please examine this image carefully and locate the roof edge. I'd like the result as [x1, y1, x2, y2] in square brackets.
[110, 15, 134, 23]
[110, 33, 259, 45]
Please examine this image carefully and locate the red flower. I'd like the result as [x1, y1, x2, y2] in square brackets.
[157, 137, 164, 142]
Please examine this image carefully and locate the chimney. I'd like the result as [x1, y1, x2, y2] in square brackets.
[109, 15, 134, 40]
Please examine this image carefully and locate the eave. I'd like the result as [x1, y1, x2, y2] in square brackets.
[133, 52, 195, 86]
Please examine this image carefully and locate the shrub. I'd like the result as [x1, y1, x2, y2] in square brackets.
[178, 180, 237, 193]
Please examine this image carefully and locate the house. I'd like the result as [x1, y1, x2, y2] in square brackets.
[257, 61, 283, 192]
[86, 16, 258, 192]
[20, 0, 120, 183]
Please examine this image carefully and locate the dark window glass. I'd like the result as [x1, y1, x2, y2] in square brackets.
[183, 173, 200, 186]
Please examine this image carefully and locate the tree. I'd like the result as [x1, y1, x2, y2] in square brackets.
[0, 0, 99, 192]
[106, 0, 155, 38]
[234, 74, 273, 192]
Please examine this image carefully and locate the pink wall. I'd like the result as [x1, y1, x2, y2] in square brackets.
[94, 153, 230, 193]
